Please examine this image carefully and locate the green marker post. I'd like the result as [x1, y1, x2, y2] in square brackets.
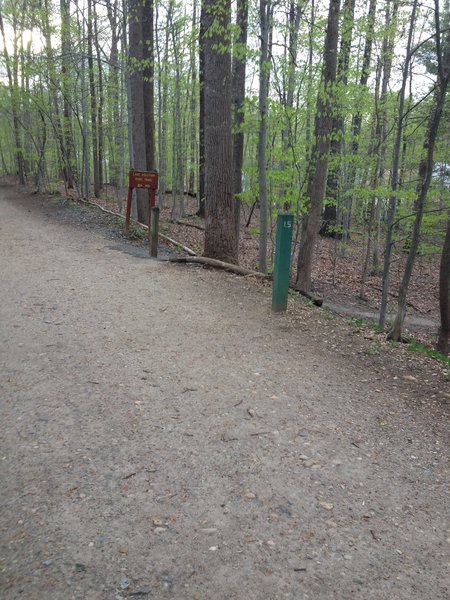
[272, 213, 293, 313]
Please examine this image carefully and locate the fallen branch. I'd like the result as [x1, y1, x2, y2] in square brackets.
[79, 197, 122, 218]
[77, 198, 197, 256]
[170, 219, 205, 231]
[292, 287, 324, 307]
[158, 233, 197, 256]
[169, 256, 270, 278]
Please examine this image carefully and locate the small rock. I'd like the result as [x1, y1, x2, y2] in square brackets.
[319, 502, 334, 511]
[75, 563, 87, 572]
[223, 506, 230, 514]
[41, 559, 53, 567]
[209, 546, 218, 552]
[152, 518, 163, 526]
[402, 375, 417, 383]
[266, 540, 275, 547]
[154, 527, 166, 533]
[38, 416, 49, 423]
[247, 408, 255, 417]
[299, 454, 309, 461]
[120, 575, 131, 590]
[129, 585, 152, 596]
[162, 575, 174, 588]
[276, 503, 293, 517]
[244, 492, 256, 500]
[344, 554, 352, 560]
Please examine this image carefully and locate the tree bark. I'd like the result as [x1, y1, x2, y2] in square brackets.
[203, 0, 237, 263]
[0, 10, 25, 184]
[258, 0, 272, 274]
[388, 6, 450, 341]
[128, 0, 153, 223]
[437, 216, 450, 355]
[379, 0, 416, 327]
[295, 0, 340, 292]
[232, 0, 249, 249]
[321, 0, 355, 239]
[87, 0, 100, 197]
[197, 4, 206, 218]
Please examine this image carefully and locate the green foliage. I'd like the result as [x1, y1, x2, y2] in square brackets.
[347, 317, 384, 333]
[407, 339, 450, 365]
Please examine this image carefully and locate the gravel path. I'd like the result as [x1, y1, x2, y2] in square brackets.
[1, 187, 449, 600]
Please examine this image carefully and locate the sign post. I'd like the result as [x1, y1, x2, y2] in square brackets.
[272, 213, 293, 313]
[124, 170, 159, 247]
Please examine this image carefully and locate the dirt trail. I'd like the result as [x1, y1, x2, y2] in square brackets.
[1, 187, 449, 600]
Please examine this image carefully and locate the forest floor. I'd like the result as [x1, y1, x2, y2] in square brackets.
[1, 184, 449, 600]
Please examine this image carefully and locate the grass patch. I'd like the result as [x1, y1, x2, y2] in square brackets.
[347, 317, 384, 332]
[407, 339, 450, 365]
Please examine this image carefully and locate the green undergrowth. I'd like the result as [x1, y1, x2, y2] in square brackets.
[407, 339, 450, 365]
[347, 317, 384, 332]
[347, 317, 449, 365]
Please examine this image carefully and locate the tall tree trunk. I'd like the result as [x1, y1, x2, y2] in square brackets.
[295, 0, 340, 292]
[106, 0, 121, 190]
[198, 4, 206, 218]
[437, 216, 450, 355]
[0, 10, 25, 184]
[232, 0, 249, 248]
[321, 0, 355, 239]
[142, 0, 155, 172]
[60, 0, 77, 191]
[169, 2, 184, 219]
[128, 0, 151, 223]
[258, 0, 272, 274]
[94, 2, 104, 190]
[349, 0, 376, 178]
[188, 0, 198, 198]
[388, 7, 450, 341]
[203, 0, 237, 263]
[279, 1, 303, 211]
[87, 0, 100, 197]
[379, 0, 417, 327]
[156, 3, 169, 207]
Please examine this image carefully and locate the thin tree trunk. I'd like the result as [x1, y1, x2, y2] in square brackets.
[295, 0, 340, 292]
[0, 10, 25, 184]
[198, 4, 206, 218]
[188, 0, 198, 198]
[94, 2, 104, 190]
[258, 0, 272, 274]
[87, 0, 100, 197]
[437, 216, 450, 354]
[349, 0, 376, 179]
[232, 0, 249, 248]
[321, 0, 355, 239]
[389, 10, 450, 341]
[379, 0, 417, 327]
